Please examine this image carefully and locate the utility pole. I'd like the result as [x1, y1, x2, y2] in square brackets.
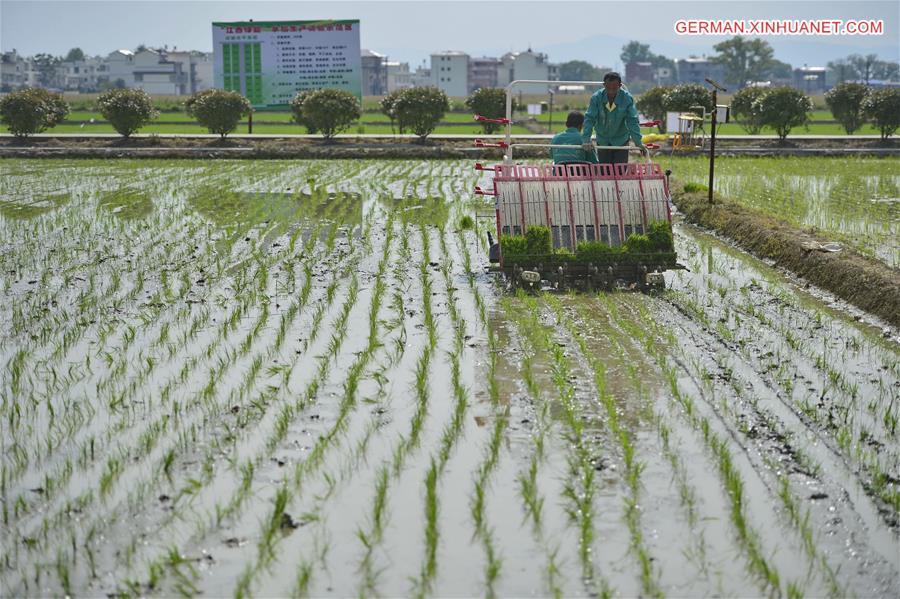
[548, 88, 554, 134]
[705, 78, 726, 204]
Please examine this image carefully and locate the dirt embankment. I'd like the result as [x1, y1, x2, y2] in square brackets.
[673, 185, 900, 328]
[1, 135, 897, 160]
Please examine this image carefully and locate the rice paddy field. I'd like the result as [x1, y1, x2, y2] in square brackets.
[0, 157, 898, 598]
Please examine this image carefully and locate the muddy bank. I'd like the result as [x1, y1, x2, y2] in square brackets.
[1, 135, 897, 160]
[673, 185, 900, 328]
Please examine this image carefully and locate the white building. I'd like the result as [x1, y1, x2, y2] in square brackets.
[59, 56, 107, 90]
[431, 51, 469, 97]
[386, 61, 412, 92]
[130, 49, 185, 95]
[497, 48, 558, 93]
[105, 49, 135, 87]
[166, 50, 213, 94]
[1, 50, 28, 89]
[409, 62, 431, 88]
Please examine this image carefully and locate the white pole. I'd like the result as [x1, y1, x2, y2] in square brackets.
[503, 79, 603, 165]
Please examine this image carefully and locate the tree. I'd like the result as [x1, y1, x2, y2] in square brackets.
[635, 86, 672, 132]
[296, 88, 361, 139]
[65, 48, 85, 62]
[764, 59, 792, 81]
[861, 88, 900, 140]
[711, 36, 775, 87]
[619, 41, 676, 74]
[729, 86, 768, 134]
[393, 86, 450, 142]
[97, 88, 158, 137]
[289, 89, 318, 134]
[184, 89, 250, 138]
[32, 53, 62, 88]
[663, 83, 713, 113]
[558, 60, 601, 82]
[0, 87, 69, 137]
[847, 54, 878, 85]
[827, 59, 859, 86]
[620, 41, 653, 65]
[465, 87, 507, 133]
[825, 83, 869, 134]
[872, 60, 899, 82]
[752, 86, 811, 141]
[380, 89, 404, 133]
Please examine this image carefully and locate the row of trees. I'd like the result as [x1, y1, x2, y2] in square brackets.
[636, 82, 899, 140]
[0, 85, 455, 141]
[4, 82, 896, 141]
[617, 37, 897, 90]
[0, 87, 252, 138]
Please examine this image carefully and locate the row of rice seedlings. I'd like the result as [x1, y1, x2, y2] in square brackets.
[119, 221, 346, 548]
[409, 218, 465, 597]
[504, 291, 608, 596]
[118, 223, 366, 595]
[441, 223, 509, 596]
[659, 261, 890, 592]
[549, 294, 665, 598]
[118, 177, 364, 576]
[511, 336, 564, 597]
[670, 233, 899, 516]
[234, 218, 396, 598]
[4, 187, 349, 590]
[614, 298, 793, 597]
[117, 201, 370, 592]
[355, 216, 434, 596]
[31, 216, 214, 408]
[636, 291, 842, 594]
[6, 242, 264, 528]
[0, 221, 224, 524]
[2, 210, 205, 428]
[32, 207, 200, 370]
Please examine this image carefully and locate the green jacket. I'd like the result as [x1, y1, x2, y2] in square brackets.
[550, 127, 598, 163]
[581, 88, 643, 147]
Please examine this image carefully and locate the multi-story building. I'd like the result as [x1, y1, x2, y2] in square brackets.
[104, 49, 136, 88]
[497, 48, 558, 93]
[431, 51, 469, 97]
[166, 50, 214, 94]
[59, 56, 107, 91]
[468, 56, 500, 92]
[386, 61, 412, 92]
[409, 62, 432, 88]
[129, 48, 185, 95]
[793, 66, 827, 94]
[361, 49, 388, 96]
[1, 50, 28, 89]
[676, 57, 726, 85]
[625, 61, 654, 83]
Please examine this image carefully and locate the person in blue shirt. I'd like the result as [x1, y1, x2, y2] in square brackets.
[581, 72, 646, 164]
[550, 111, 598, 165]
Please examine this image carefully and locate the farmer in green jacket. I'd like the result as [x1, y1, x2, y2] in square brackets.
[551, 111, 598, 165]
[581, 72, 646, 164]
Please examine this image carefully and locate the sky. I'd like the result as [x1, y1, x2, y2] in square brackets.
[1, 0, 898, 70]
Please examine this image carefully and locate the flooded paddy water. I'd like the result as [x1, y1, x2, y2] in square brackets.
[1, 158, 897, 597]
